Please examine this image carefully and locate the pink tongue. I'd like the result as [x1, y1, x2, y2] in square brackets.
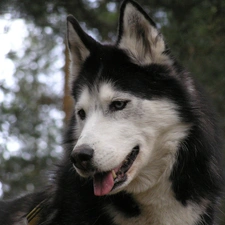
[93, 171, 114, 196]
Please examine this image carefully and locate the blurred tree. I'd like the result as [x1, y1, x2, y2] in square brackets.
[0, 19, 64, 198]
[0, 0, 224, 223]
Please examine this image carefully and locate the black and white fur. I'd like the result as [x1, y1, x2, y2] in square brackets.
[0, 0, 222, 224]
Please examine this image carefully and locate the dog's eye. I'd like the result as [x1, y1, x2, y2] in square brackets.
[110, 100, 129, 111]
[77, 109, 86, 120]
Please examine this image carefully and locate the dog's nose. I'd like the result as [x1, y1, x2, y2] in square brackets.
[71, 145, 94, 171]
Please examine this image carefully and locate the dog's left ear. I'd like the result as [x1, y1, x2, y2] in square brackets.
[67, 15, 97, 80]
[117, 0, 172, 66]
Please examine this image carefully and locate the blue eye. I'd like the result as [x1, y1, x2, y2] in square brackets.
[110, 100, 129, 111]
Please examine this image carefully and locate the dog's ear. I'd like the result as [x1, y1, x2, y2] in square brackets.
[117, 0, 172, 66]
[67, 15, 97, 79]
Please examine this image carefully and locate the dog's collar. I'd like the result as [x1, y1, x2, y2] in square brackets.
[26, 199, 46, 225]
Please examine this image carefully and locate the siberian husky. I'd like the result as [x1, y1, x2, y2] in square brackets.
[0, 0, 222, 224]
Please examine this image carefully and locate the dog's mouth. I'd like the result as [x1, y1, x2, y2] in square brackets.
[93, 146, 139, 196]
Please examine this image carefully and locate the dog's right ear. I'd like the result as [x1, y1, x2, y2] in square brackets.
[67, 15, 97, 79]
[117, 0, 172, 66]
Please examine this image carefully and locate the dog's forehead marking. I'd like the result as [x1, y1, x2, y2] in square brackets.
[77, 82, 136, 111]
[76, 83, 117, 110]
[99, 83, 117, 102]
[76, 86, 90, 108]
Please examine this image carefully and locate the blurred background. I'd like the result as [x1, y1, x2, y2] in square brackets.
[0, 0, 224, 223]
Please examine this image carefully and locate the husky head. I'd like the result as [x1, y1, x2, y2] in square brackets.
[67, 0, 192, 196]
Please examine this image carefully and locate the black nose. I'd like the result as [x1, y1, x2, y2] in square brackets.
[71, 145, 94, 171]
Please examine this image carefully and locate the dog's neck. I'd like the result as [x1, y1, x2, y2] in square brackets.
[110, 179, 207, 225]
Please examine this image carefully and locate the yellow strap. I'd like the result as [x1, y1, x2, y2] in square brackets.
[27, 215, 40, 225]
[26, 199, 46, 225]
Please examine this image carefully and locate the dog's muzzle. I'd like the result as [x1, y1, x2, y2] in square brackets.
[70, 145, 94, 172]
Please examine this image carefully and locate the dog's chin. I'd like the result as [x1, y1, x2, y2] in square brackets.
[75, 146, 140, 196]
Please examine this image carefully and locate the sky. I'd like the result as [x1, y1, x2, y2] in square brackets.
[0, 15, 64, 150]
[0, 17, 26, 91]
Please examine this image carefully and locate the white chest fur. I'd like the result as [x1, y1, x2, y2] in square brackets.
[108, 184, 206, 225]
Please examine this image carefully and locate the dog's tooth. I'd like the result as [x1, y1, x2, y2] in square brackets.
[112, 170, 117, 179]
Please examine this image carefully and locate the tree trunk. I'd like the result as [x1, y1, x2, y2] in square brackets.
[63, 43, 74, 123]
